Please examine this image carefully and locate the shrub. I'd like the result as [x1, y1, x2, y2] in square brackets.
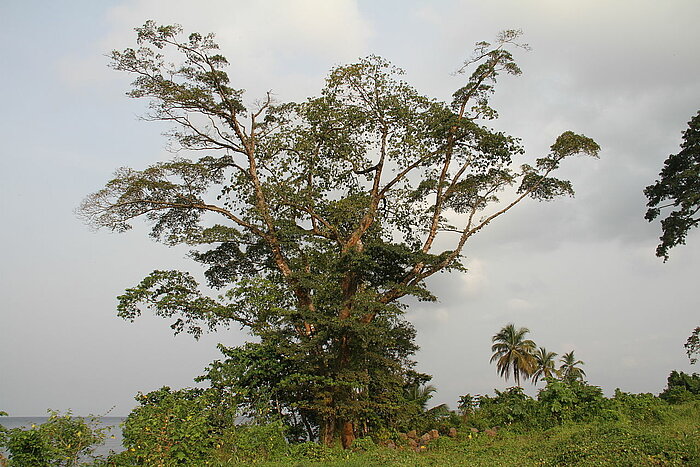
[115, 387, 232, 466]
[289, 441, 338, 461]
[350, 436, 376, 452]
[1, 411, 106, 466]
[537, 379, 608, 425]
[611, 389, 670, 423]
[475, 387, 539, 429]
[659, 371, 700, 403]
[217, 421, 289, 463]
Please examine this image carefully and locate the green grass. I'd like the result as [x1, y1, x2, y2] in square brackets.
[217, 401, 700, 467]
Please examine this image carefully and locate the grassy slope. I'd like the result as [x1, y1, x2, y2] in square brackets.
[239, 401, 699, 467]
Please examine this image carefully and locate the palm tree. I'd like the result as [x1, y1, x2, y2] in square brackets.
[490, 324, 537, 386]
[405, 383, 437, 411]
[558, 351, 586, 382]
[532, 347, 558, 384]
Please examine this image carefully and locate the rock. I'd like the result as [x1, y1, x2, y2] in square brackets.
[470, 427, 479, 433]
[407, 430, 417, 439]
[420, 433, 432, 445]
[407, 438, 418, 448]
[397, 432, 408, 440]
[448, 427, 458, 438]
[429, 429, 439, 439]
[485, 428, 497, 437]
[386, 440, 396, 450]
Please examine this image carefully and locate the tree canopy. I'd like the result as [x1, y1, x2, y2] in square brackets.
[645, 110, 700, 261]
[79, 22, 599, 447]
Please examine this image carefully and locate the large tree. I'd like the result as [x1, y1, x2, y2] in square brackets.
[645, 110, 700, 261]
[79, 22, 599, 447]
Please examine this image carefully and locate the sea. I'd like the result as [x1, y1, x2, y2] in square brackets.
[1, 416, 126, 458]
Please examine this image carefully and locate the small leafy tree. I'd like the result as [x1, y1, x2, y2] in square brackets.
[645, 110, 700, 261]
[79, 22, 599, 447]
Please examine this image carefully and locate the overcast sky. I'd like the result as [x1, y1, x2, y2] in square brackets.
[1, 0, 699, 416]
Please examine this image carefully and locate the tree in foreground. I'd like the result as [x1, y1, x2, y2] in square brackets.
[79, 22, 599, 447]
[532, 347, 558, 384]
[490, 324, 537, 386]
[558, 351, 586, 382]
[644, 110, 700, 261]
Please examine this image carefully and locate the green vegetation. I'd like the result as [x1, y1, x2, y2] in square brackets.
[489, 323, 587, 387]
[6, 20, 696, 467]
[77, 22, 598, 449]
[490, 324, 537, 386]
[235, 401, 700, 466]
[3, 356, 699, 465]
[645, 109, 700, 261]
[0, 411, 107, 466]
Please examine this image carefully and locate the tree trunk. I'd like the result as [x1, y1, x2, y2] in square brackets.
[320, 415, 336, 447]
[341, 420, 355, 449]
[301, 412, 314, 442]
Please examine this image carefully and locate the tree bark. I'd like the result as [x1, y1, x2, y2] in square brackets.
[341, 420, 355, 449]
[320, 415, 336, 447]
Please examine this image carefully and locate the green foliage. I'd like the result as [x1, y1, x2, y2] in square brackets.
[490, 324, 537, 386]
[537, 379, 609, 425]
[228, 402, 700, 466]
[659, 370, 700, 403]
[1, 411, 106, 466]
[473, 387, 539, 429]
[611, 389, 672, 423]
[557, 351, 586, 383]
[645, 110, 700, 261]
[114, 387, 235, 466]
[80, 22, 598, 446]
[532, 347, 558, 384]
[215, 422, 289, 464]
[288, 441, 339, 462]
[349, 437, 376, 453]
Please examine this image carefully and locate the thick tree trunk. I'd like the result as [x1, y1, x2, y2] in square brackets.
[341, 420, 355, 449]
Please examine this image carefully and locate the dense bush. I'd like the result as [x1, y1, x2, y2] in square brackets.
[611, 389, 672, 423]
[471, 387, 539, 429]
[111, 387, 233, 466]
[659, 370, 700, 403]
[215, 421, 289, 463]
[537, 378, 612, 425]
[0, 411, 106, 466]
